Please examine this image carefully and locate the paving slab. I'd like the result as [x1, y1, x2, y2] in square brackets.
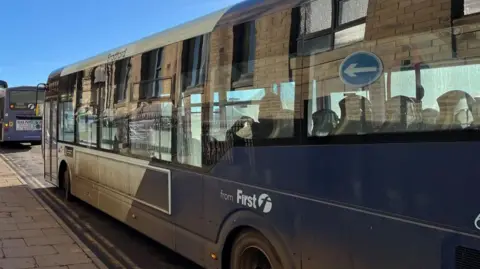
[0, 158, 106, 269]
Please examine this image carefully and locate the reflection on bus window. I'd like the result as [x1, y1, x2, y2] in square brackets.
[129, 102, 172, 162]
[9, 91, 45, 109]
[176, 94, 202, 167]
[308, 79, 369, 136]
[59, 102, 74, 142]
[77, 108, 97, 147]
[100, 109, 116, 150]
[308, 63, 480, 136]
[210, 83, 295, 141]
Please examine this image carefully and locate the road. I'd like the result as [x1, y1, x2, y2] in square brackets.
[0, 143, 202, 269]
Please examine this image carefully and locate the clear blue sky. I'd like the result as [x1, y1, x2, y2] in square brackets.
[1, 0, 241, 87]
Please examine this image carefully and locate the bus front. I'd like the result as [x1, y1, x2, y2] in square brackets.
[4, 86, 45, 145]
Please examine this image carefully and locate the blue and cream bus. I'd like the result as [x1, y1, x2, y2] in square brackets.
[0, 82, 44, 145]
[41, 0, 480, 268]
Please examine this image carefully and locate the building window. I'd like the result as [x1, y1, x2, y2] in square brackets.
[299, 0, 368, 55]
[114, 58, 130, 103]
[140, 48, 164, 99]
[182, 35, 209, 91]
[232, 21, 256, 88]
[465, 0, 480, 15]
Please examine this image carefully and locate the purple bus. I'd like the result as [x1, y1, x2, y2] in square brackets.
[0, 84, 45, 145]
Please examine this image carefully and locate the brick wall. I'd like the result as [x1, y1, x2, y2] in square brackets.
[365, 0, 451, 41]
[207, 27, 234, 104]
[129, 55, 141, 108]
[254, 9, 291, 89]
[292, 0, 461, 126]
[160, 43, 178, 98]
[254, 9, 293, 122]
[206, 9, 295, 135]
[455, 15, 480, 60]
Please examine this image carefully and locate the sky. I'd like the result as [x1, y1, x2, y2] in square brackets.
[0, 0, 242, 87]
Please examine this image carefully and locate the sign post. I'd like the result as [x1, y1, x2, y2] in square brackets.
[339, 51, 384, 88]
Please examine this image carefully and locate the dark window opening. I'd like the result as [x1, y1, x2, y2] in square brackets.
[140, 48, 164, 99]
[232, 21, 256, 88]
[114, 58, 131, 103]
[182, 35, 209, 91]
[290, 7, 301, 57]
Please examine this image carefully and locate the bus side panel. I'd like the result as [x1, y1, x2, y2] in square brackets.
[169, 168, 205, 266]
[202, 149, 301, 269]
[207, 143, 480, 268]
[299, 200, 353, 269]
[346, 210, 443, 269]
[338, 142, 480, 269]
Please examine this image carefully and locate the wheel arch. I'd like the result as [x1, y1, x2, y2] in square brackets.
[216, 210, 296, 269]
[58, 159, 70, 189]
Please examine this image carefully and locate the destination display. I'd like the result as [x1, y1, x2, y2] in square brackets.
[15, 119, 42, 131]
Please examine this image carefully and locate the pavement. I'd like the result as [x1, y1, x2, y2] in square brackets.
[0, 157, 107, 269]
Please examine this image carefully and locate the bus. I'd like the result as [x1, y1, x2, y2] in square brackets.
[41, 0, 480, 268]
[0, 84, 44, 145]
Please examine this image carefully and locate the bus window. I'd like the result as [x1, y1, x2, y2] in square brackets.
[9, 90, 45, 110]
[307, 63, 480, 136]
[210, 83, 295, 142]
[308, 77, 371, 136]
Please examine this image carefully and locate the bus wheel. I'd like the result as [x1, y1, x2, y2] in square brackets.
[230, 230, 282, 269]
[62, 168, 72, 202]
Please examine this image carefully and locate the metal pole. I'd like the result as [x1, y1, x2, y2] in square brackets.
[35, 88, 39, 116]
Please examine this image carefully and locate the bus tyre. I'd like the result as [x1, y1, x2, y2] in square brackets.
[230, 230, 283, 269]
[63, 169, 72, 202]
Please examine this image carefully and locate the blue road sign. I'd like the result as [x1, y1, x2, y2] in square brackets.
[339, 51, 384, 88]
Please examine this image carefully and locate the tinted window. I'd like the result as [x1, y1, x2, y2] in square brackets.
[9, 91, 45, 109]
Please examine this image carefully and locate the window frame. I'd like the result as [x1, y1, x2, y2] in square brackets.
[299, 0, 367, 55]
[140, 48, 166, 100]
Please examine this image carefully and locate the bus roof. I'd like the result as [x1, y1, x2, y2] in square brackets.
[53, 7, 230, 78]
[49, 0, 303, 79]
[6, 86, 42, 91]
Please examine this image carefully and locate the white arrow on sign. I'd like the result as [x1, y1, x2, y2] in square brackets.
[344, 63, 378, 78]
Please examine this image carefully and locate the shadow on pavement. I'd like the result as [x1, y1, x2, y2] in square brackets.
[0, 142, 33, 153]
[30, 186, 201, 269]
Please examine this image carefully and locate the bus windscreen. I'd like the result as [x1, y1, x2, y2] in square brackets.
[9, 90, 45, 109]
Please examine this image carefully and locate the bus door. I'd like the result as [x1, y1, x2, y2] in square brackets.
[43, 97, 58, 184]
